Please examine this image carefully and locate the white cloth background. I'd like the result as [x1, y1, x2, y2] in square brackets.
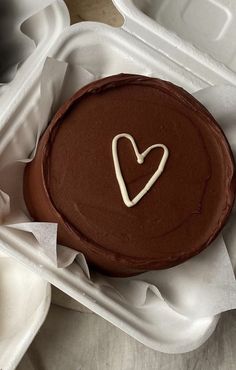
[17, 290, 236, 370]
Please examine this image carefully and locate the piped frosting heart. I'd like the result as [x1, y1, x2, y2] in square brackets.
[112, 133, 169, 207]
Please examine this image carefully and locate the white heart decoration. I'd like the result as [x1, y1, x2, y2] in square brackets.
[112, 133, 169, 207]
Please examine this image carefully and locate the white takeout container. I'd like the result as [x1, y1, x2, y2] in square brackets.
[0, 251, 51, 370]
[0, 0, 70, 128]
[114, 0, 236, 85]
[0, 1, 68, 367]
[0, 0, 236, 355]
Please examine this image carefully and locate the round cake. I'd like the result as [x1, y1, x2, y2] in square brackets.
[24, 74, 236, 276]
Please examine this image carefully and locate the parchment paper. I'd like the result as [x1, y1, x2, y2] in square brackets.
[1, 57, 236, 329]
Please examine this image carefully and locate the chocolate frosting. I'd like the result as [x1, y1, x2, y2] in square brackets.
[24, 74, 236, 276]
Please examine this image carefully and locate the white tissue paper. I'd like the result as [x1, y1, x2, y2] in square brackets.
[0, 0, 56, 84]
[0, 57, 236, 348]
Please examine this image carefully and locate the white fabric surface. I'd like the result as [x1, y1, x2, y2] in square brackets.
[17, 291, 236, 370]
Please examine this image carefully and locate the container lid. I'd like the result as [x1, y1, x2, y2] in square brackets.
[0, 0, 70, 128]
[114, 0, 236, 86]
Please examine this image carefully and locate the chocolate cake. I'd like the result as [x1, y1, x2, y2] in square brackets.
[24, 74, 236, 276]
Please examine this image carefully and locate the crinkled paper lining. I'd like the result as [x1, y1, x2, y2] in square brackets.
[1, 57, 236, 327]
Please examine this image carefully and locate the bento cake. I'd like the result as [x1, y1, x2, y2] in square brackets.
[24, 74, 236, 276]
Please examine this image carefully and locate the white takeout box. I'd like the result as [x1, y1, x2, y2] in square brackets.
[0, 251, 51, 370]
[0, 0, 236, 356]
[0, 2, 68, 369]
